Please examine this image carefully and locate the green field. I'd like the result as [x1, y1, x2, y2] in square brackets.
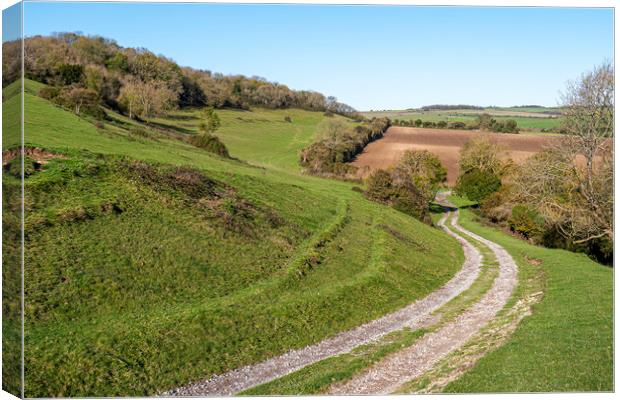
[362, 107, 562, 131]
[4, 80, 464, 397]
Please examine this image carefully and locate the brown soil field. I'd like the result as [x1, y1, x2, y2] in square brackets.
[351, 127, 560, 185]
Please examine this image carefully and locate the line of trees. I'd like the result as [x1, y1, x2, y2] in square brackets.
[299, 117, 390, 177]
[391, 114, 519, 133]
[419, 104, 484, 111]
[3, 33, 363, 120]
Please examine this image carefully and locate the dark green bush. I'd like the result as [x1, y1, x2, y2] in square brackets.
[454, 169, 501, 202]
[365, 169, 394, 204]
[189, 133, 230, 157]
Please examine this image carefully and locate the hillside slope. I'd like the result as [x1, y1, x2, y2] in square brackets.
[4, 82, 464, 396]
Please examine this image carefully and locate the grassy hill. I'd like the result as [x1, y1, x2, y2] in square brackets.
[3, 80, 464, 396]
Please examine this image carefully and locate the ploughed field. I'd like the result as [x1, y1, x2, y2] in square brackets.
[352, 127, 559, 184]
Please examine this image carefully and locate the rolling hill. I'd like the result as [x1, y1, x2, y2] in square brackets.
[3, 80, 464, 396]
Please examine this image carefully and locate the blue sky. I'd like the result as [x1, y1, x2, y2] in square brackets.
[18, 2, 615, 110]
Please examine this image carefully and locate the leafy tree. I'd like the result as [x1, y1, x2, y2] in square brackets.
[55, 87, 101, 117]
[365, 169, 394, 204]
[364, 150, 446, 224]
[57, 64, 84, 85]
[454, 169, 501, 202]
[199, 107, 221, 134]
[414, 119, 422, 127]
[476, 113, 496, 130]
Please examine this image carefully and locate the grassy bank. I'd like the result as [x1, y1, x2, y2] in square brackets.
[4, 81, 464, 396]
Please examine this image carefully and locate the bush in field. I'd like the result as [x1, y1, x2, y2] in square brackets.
[508, 204, 543, 239]
[284, 116, 292, 123]
[437, 120, 447, 128]
[414, 119, 422, 127]
[364, 169, 430, 223]
[448, 121, 466, 129]
[476, 113, 495, 130]
[365, 169, 395, 204]
[454, 168, 501, 202]
[492, 119, 519, 133]
[189, 133, 230, 157]
[422, 121, 435, 128]
[364, 150, 446, 224]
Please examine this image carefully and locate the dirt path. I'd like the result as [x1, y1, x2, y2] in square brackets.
[328, 197, 518, 394]
[166, 210, 482, 396]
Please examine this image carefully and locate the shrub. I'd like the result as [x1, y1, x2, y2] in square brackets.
[491, 119, 520, 133]
[323, 110, 334, 117]
[454, 168, 501, 202]
[437, 120, 447, 128]
[365, 169, 394, 204]
[38, 87, 61, 101]
[414, 119, 423, 127]
[480, 188, 511, 223]
[448, 121, 466, 130]
[391, 180, 430, 223]
[422, 121, 435, 128]
[508, 204, 544, 238]
[284, 116, 292, 123]
[95, 121, 105, 130]
[189, 133, 230, 157]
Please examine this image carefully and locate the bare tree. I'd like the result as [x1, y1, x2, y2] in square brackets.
[510, 62, 614, 245]
[458, 134, 507, 176]
[557, 61, 614, 243]
[118, 78, 177, 120]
